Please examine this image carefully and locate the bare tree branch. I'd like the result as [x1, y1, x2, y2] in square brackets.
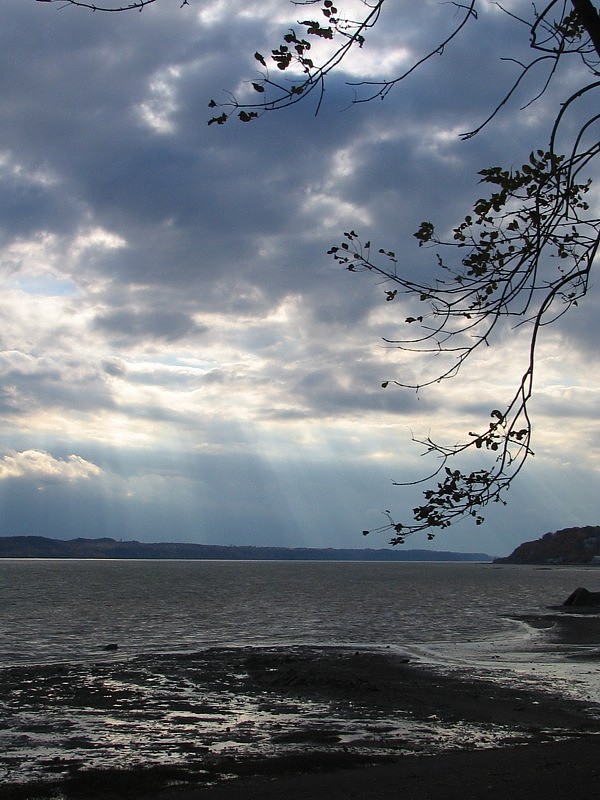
[35, 0, 189, 11]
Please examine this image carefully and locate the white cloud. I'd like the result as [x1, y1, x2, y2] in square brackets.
[136, 65, 182, 135]
[0, 449, 102, 483]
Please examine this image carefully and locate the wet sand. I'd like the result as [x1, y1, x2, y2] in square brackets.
[3, 612, 600, 799]
[160, 738, 600, 800]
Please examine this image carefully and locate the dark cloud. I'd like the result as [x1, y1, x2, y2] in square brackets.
[94, 307, 207, 344]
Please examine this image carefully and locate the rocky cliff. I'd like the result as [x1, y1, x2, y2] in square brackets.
[495, 525, 600, 564]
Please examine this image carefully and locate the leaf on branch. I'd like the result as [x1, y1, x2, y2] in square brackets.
[414, 221, 435, 245]
[254, 52, 266, 66]
[300, 20, 334, 39]
[252, 82, 265, 93]
[208, 113, 228, 126]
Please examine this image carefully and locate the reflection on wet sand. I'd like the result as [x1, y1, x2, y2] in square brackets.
[2, 645, 599, 794]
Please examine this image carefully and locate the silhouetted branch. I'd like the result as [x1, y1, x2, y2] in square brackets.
[330, 130, 599, 537]
[36, 0, 189, 11]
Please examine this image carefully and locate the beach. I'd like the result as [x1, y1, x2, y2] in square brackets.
[3, 622, 600, 800]
[161, 738, 600, 800]
[3, 561, 600, 799]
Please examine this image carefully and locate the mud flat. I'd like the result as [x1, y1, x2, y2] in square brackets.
[2, 634, 600, 800]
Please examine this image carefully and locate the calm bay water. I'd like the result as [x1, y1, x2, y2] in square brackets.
[0, 559, 598, 667]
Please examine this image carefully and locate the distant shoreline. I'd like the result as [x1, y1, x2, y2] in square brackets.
[0, 534, 492, 562]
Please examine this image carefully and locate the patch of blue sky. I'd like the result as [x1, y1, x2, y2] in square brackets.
[14, 275, 78, 297]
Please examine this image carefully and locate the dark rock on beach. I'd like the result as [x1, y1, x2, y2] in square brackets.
[563, 587, 600, 607]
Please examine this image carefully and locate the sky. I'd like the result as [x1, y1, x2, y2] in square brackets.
[0, 0, 598, 556]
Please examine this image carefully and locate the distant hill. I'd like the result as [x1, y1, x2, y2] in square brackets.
[495, 525, 600, 564]
[0, 535, 491, 562]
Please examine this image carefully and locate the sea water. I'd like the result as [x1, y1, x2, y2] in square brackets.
[0, 559, 598, 667]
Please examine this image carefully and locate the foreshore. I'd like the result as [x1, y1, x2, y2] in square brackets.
[164, 738, 600, 800]
[3, 613, 600, 799]
[6, 738, 600, 800]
